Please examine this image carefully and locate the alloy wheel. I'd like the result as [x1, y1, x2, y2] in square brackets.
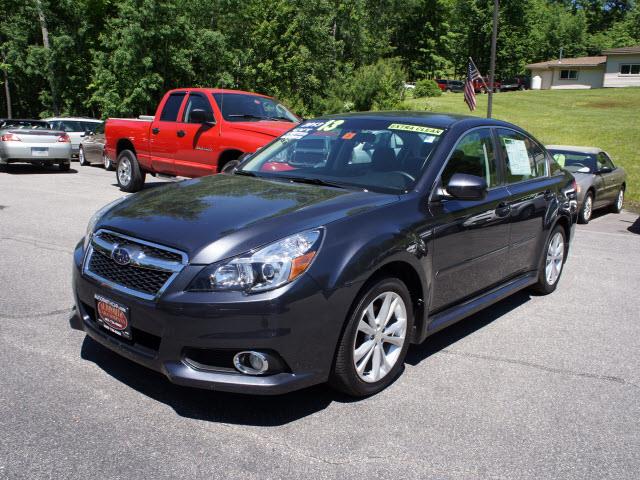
[118, 157, 132, 186]
[583, 195, 592, 221]
[617, 190, 624, 211]
[545, 232, 564, 286]
[353, 291, 407, 383]
[79, 147, 85, 165]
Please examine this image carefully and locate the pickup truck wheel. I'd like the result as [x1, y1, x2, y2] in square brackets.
[220, 159, 240, 174]
[117, 150, 145, 192]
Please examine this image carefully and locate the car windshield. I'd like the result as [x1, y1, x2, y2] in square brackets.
[238, 118, 445, 193]
[52, 120, 102, 133]
[1, 120, 50, 130]
[212, 93, 298, 123]
[549, 150, 596, 173]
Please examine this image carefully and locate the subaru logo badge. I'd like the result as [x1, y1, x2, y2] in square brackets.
[112, 245, 131, 266]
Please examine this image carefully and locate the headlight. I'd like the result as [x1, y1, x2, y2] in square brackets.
[84, 196, 127, 249]
[188, 229, 322, 293]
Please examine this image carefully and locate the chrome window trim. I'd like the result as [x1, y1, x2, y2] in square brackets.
[82, 229, 188, 301]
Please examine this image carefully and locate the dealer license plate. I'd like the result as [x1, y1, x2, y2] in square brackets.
[31, 147, 49, 157]
[95, 294, 132, 340]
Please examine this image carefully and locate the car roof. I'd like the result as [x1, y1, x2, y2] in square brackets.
[316, 111, 514, 130]
[547, 145, 603, 154]
[45, 117, 103, 122]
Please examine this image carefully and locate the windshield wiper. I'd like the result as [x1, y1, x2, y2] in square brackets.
[227, 114, 269, 121]
[264, 116, 294, 122]
[280, 176, 348, 189]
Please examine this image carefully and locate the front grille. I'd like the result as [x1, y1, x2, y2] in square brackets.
[97, 232, 183, 263]
[89, 252, 171, 295]
[84, 229, 187, 299]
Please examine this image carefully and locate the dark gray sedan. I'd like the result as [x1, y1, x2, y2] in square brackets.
[548, 145, 626, 224]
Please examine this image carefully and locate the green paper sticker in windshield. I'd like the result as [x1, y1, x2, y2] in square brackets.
[388, 123, 444, 135]
[553, 153, 566, 167]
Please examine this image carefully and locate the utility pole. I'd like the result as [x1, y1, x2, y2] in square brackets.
[487, 0, 499, 119]
[3, 68, 11, 119]
[35, 0, 59, 115]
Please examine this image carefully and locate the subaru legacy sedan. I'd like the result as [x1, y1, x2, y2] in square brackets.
[70, 113, 577, 397]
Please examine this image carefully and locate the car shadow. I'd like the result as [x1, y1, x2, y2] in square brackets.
[405, 290, 531, 366]
[79, 291, 530, 426]
[109, 181, 174, 191]
[3, 164, 78, 174]
[626, 215, 640, 235]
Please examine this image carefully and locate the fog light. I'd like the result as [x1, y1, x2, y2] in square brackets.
[233, 351, 269, 375]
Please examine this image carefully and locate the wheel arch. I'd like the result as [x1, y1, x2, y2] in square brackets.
[116, 139, 136, 157]
[217, 149, 244, 172]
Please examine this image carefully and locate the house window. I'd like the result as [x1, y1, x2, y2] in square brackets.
[620, 64, 640, 75]
[560, 70, 578, 80]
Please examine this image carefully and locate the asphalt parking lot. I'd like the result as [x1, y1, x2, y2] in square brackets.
[1, 164, 639, 480]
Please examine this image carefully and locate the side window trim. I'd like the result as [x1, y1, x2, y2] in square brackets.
[495, 126, 549, 186]
[181, 92, 215, 124]
[430, 126, 502, 201]
[159, 91, 186, 123]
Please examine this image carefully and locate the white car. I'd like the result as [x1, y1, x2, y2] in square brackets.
[45, 117, 103, 158]
[0, 119, 71, 171]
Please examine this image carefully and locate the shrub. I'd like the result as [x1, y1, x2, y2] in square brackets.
[414, 79, 442, 98]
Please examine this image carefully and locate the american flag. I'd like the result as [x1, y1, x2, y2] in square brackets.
[464, 59, 482, 111]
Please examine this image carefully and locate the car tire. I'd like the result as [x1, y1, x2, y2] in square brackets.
[480, 87, 487, 94]
[530, 225, 566, 295]
[611, 188, 624, 213]
[103, 153, 115, 171]
[116, 149, 145, 192]
[220, 159, 240, 174]
[578, 192, 593, 224]
[330, 277, 414, 397]
[78, 146, 89, 166]
[58, 161, 70, 172]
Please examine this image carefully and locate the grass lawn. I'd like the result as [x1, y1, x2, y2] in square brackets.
[406, 88, 640, 210]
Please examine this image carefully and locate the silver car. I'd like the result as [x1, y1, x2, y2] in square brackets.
[45, 117, 103, 158]
[547, 145, 626, 224]
[0, 119, 72, 171]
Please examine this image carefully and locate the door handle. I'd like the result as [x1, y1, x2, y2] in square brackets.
[151, 127, 160, 135]
[495, 202, 511, 217]
[177, 130, 186, 138]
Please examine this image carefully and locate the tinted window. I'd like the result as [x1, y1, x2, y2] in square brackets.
[548, 150, 596, 173]
[442, 129, 498, 188]
[81, 121, 102, 133]
[240, 118, 444, 193]
[183, 93, 214, 123]
[160, 93, 186, 122]
[1, 120, 50, 129]
[597, 152, 614, 170]
[212, 93, 298, 122]
[497, 129, 547, 183]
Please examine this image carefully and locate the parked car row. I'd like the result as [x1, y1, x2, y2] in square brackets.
[433, 76, 531, 93]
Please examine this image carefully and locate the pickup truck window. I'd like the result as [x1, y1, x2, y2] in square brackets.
[183, 93, 214, 123]
[160, 92, 186, 122]
[212, 93, 297, 123]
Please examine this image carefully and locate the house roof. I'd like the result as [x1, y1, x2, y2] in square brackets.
[603, 45, 640, 55]
[525, 56, 607, 70]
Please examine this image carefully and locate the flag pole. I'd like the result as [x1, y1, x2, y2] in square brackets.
[487, 0, 499, 118]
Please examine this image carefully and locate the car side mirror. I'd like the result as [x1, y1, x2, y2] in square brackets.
[597, 166, 612, 174]
[190, 108, 215, 126]
[446, 173, 488, 201]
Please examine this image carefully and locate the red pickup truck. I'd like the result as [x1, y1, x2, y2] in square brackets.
[105, 88, 299, 192]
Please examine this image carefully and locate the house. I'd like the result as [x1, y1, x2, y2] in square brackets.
[526, 45, 640, 90]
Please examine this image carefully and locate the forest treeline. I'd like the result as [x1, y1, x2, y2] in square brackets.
[1, 0, 639, 118]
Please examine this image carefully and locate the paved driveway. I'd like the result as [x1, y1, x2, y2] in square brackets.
[1, 164, 638, 479]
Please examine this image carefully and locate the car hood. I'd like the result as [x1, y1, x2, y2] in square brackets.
[228, 120, 296, 138]
[97, 174, 397, 264]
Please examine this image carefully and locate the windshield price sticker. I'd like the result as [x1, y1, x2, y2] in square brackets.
[281, 121, 337, 140]
[388, 124, 444, 135]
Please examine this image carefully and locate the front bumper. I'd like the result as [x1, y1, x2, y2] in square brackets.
[71, 241, 348, 395]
